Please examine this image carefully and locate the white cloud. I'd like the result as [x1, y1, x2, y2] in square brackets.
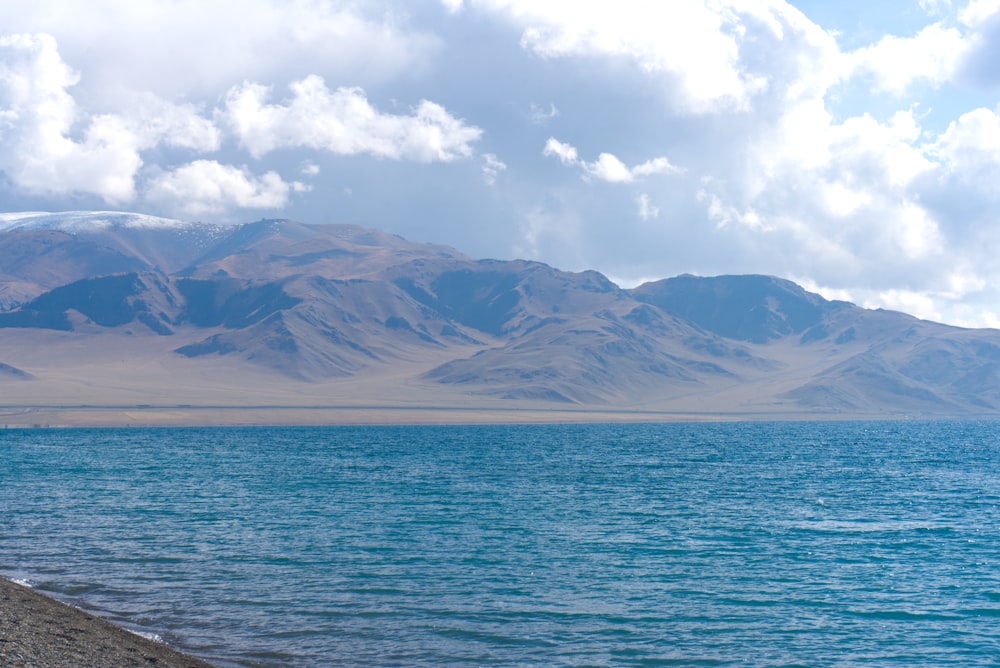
[1, 0, 439, 103]
[746, 100, 933, 217]
[122, 93, 220, 152]
[542, 137, 578, 165]
[848, 23, 968, 95]
[544, 137, 681, 183]
[919, 0, 952, 15]
[145, 160, 306, 217]
[821, 182, 871, 218]
[0, 27, 487, 218]
[529, 102, 559, 124]
[690, 79, 954, 293]
[492, 0, 766, 112]
[804, 271, 998, 328]
[689, 68, 1000, 323]
[637, 193, 658, 220]
[953, 0, 1000, 87]
[513, 200, 582, 262]
[587, 153, 634, 183]
[915, 106, 1000, 258]
[959, 0, 1000, 26]
[632, 157, 681, 177]
[700, 191, 770, 232]
[929, 106, 1000, 171]
[894, 202, 943, 259]
[0, 34, 220, 204]
[864, 288, 943, 322]
[0, 33, 77, 129]
[481, 153, 507, 185]
[462, 0, 844, 114]
[0, 33, 222, 204]
[221, 76, 482, 162]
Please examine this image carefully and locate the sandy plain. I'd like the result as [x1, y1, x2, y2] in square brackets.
[0, 326, 890, 428]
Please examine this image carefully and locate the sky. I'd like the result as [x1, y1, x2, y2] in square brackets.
[2, 1, 1000, 326]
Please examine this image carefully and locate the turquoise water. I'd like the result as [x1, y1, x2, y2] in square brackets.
[3, 422, 1000, 665]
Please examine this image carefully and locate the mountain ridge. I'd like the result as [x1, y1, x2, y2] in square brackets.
[1, 211, 996, 423]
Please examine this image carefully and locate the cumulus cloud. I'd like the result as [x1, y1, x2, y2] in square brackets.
[955, 0, 1000, 87]
[691, 68, 1000, 322]
[461, 0, 846, 115]
[0, 27, 486, 218]
[959, 0, 1000, 26]
[632, 157, 681, 178]
[469, 0, 940, 284]
[849, 23, 968, 95]
[586, 153, 634, 183]
[929, 106, 1000, 171]
[916, 106, 1000, 247]
[1, 0, 439, 102]
[145, 160, 306, 217]
[0, 33, 136, 202]
[542, 138, 578, 165]
[701, 100, 945, 286]
[221, 76, 482, 162]
[0, 33, 220, 204]
[497, 0, 767, 112]
[544, 137, 681, 183]
[122, 93, 220, 152]
[673, 0, 964, 289]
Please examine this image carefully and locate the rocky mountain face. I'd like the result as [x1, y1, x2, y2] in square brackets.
[1, 211, 998, 418]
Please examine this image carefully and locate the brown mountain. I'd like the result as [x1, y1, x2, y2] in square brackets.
[1, 212, 998, 425]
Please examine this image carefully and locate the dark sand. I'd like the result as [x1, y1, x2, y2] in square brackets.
[0, 578, 214, 667]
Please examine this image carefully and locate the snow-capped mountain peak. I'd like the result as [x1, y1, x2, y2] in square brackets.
[0, 211, 197, 233]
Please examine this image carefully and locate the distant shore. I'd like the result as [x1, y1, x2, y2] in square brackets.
[0, 577, 214, 667]
[0, 404, 884, 428]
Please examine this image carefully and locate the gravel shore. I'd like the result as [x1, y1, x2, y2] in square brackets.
[0, 577, 215, 667]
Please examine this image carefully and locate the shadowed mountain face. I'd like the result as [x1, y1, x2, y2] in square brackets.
[0, 272, 178, 333]
[1, 212, 999, 417]
[632, 274, 847, 343]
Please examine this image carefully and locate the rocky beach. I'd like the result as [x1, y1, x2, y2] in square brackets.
[0, 578, 213, 668]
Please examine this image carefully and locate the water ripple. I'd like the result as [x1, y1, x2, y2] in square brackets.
[3, 421, 1000, 666]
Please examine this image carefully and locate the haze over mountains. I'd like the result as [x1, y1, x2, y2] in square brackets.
[1, 211, 998, 424]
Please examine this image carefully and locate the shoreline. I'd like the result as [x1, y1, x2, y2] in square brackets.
[0, 577, 215, 668]
[0, 404, 908, 428]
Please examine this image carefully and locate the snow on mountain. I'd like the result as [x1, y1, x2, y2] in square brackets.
[0, 211, 202, 232]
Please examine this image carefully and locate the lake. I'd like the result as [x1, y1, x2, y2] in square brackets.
[3, 421, 1000, 665]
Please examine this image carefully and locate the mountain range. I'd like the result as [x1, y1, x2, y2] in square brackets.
[1, 211, 998, 425]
